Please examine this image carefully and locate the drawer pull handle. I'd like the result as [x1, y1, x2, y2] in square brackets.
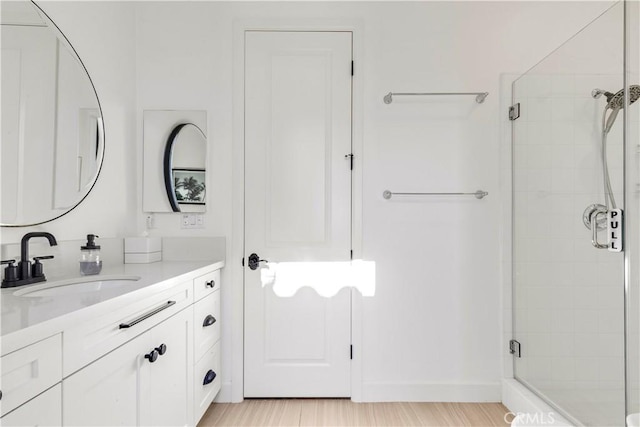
[155, 343, 167, 356]
[119, 301, 176, 329]
[205, 280, 215, 288]
[203, 315, 217, 327]
[145, 349, 159, 363]
[203, 369, 217, 385]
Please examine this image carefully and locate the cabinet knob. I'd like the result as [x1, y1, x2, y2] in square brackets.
[203, 369, 217, 385]
[155, 343, 167, 356]
[205, 280, 215, 288]
[203, 315, 217, 327]
[145, 349, 159, 363]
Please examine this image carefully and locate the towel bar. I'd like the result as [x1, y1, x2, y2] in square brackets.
[382, 190, 489, 200]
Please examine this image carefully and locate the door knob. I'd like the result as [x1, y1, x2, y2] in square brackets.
[145, 349, 159, 363]
[155, 343, 167, 356]
[248, 253, 268, 270]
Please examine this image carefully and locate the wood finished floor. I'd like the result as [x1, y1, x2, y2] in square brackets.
[198, 400, 511, 426]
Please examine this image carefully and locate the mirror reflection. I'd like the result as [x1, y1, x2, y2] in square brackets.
[1, 1, 103, 226]
[164, 123, 207, 212]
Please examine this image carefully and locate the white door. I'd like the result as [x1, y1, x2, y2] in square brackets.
[244, 31, 353, 397]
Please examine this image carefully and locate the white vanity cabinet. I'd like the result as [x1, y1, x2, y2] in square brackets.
[1, 263, 223, 427]
[63, 306, 193, 426]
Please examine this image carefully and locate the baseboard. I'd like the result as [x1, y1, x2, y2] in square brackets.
[214, 381, 234, 403]
[361, 381, 501, 402]
[502, 379, 573, 426]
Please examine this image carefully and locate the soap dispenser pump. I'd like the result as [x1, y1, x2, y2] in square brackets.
[80, 234, 102, 276]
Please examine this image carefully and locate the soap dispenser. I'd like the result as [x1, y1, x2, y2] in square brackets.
[80, 234, 102, 275]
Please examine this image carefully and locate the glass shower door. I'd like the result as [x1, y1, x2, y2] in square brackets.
[512, 3, 626, 425]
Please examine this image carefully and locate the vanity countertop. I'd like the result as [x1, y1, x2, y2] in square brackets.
[1, 259, 224, 355]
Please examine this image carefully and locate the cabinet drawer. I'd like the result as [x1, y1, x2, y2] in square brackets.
[194, 290, 220, 362]
[63, 280, 191, 376]
[0, 335, 62, 416]
[194, 269, 220, 302]
[194, 342, 220, 424]
[1, 384, 61, 426]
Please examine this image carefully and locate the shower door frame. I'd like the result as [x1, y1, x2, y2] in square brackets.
[622, 0, 639, 420]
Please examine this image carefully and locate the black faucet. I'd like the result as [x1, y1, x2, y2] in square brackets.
[1, 232, 58, 288]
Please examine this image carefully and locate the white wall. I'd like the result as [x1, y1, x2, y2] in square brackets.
[1, 1, 137, 244]
[133, 1, 615, 402]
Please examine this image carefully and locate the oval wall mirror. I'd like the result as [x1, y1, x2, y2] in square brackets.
[1, 1, 104, 227]
[163, 123, 207, 212]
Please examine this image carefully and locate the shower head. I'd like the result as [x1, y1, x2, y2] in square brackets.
[600, 85, 640, 133]
[605, 85, 640, 110]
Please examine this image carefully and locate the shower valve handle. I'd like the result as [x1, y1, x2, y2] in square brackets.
[591, 210, 609, 249]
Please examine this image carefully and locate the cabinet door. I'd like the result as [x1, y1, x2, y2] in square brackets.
[143, 307, 193, 427]
[63, 331, 152, 426]
[0, 384, 61, 427]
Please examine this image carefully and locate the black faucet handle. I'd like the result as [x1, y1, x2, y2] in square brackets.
[32, 256, 54, 279]
[2, 260, 18, 283]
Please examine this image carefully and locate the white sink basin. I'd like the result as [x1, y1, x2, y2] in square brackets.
[13, 275, 141, 298]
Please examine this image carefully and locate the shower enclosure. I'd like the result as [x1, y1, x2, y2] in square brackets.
[511, 2, 639, 425]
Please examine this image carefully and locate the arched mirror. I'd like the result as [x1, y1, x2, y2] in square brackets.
[164, 123, 207, 212]
[1, 1, 104, 227]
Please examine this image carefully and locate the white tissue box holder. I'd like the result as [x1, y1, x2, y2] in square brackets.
[124, 237, 162, 264]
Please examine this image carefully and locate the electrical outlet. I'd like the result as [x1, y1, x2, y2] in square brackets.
[181, 214, 204, 229]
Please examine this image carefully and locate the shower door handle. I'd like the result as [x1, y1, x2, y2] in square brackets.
[591, 210, 609, 249]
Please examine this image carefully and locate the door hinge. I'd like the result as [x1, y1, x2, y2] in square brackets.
[345, 153, 354, 170]
[509, 103, 521, 121]
[350, 249, 353, 260]
[350, 345, 353, 360]
[241, 257, 244, 267]
[509, 339, 521, 358]
[351, 61, 354, 76]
